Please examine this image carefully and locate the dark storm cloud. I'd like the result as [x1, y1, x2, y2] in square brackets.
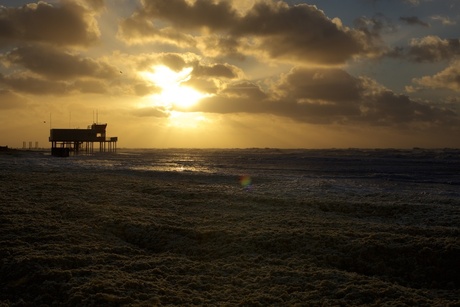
[223, 81, 268, 101]
[119, 0, 384, 65]
[140, 0, 239, 30]
[118, 13, 196, 47]
[0, 74, 68, 95]
[199, 35, 244, 59]
[189, 67, 458, 126]
[4, 45, 119, 80]
[277, 68, 457, 125]
[276, 68, 362, 102]
[0, 1, 100, 46]
[387, 36, 460, 62]
[0, 72, 125, 96]
[353, 13, 397, 41]
[359, 90, 455, 125]
[400, 16, 430, 27]
[271, 67, 364, 123]
[192, 63, 240, 79]
[190, 81, 268, 114]
[133, 53, 190, 73]
[157, 53, 188, 71]
[0, 1, 118, 97]
[232, 2, 365, 64]
[407, 36, 460, 62]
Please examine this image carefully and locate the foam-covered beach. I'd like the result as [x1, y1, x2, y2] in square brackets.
[1, 149, 459, 306]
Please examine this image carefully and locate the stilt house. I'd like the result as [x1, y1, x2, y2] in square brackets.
[49, 123, 118, 156]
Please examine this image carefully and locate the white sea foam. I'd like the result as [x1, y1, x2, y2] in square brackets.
[1, 148, 459, 305]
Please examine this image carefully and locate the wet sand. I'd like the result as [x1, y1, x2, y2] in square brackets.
[0, 152, 459, 306]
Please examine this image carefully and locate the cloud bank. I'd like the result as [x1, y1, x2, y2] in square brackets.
[0, 0, 459, 148]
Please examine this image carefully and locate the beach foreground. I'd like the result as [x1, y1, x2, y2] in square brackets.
[1, 149, 459, 306]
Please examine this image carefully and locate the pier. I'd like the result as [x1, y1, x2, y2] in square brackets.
[49, 123, 118, 156]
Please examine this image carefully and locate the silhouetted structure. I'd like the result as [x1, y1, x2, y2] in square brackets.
[49, 123, 118, 157]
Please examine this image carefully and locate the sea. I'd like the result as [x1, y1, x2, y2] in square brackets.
[7, 147, 460, 204]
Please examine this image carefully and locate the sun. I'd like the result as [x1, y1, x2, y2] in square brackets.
[140, 65, 209, 109]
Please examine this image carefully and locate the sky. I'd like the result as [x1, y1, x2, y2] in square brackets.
[0, 0, 459, 148]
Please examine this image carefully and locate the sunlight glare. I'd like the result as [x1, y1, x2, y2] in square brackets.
[168, 111, 208, 128]
[140, 66, 209, 109]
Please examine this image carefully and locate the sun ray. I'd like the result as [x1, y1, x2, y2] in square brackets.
[168, 111, 208, 128]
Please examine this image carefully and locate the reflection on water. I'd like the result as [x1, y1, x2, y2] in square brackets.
[130, 162, 215, 173]
[38, 148, 460, 182]
[1, 148, 459, 202]
[128, 151, 217, 173]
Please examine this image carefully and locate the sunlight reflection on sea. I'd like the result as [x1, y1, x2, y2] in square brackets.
[2, 148, 459, 203]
